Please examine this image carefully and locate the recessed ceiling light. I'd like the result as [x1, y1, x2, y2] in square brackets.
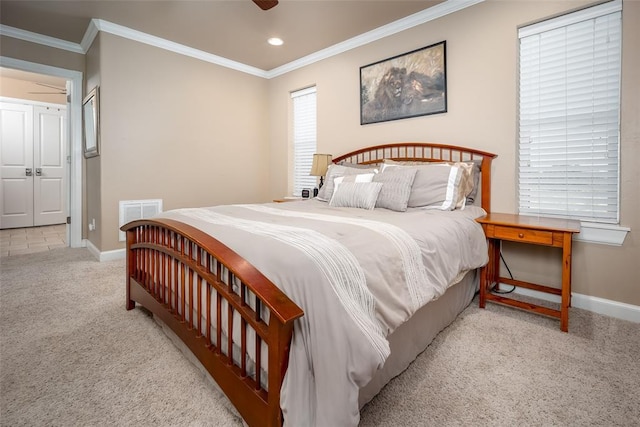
[268, 37, 284, 46]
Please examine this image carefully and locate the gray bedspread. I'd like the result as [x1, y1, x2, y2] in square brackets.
[157, 200, 488, 426]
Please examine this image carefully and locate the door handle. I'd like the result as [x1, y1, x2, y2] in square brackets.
[26, 168, 32, 176]
[35, 168, 42, 176]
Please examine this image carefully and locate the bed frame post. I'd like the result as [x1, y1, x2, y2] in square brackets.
[266, 320, 296, 426]
[125, 228, 135, 310]
[480, 156, 493, 213]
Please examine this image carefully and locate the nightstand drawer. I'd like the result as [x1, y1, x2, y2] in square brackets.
[492, 225, 553, 245]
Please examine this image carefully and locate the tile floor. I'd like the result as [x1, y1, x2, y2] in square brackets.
[0, 224, 67, 257]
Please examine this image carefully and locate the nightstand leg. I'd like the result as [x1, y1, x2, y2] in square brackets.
[479, 266, 486, 308]
[560, 233, 572, 332]
[480, 238, 497, 308]
[492, 240, 500, 292]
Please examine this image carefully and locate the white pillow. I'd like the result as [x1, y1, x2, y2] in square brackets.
[329, 182, 383, 210]
[382, 159, 480, 207]
[382, 163, 465, 210]
[316, 165, 377, 202]
[372, 167, 417, 212]
[332, 172, 375, 190]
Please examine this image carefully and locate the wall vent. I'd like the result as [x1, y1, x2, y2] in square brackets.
[118, 199, 163, 241]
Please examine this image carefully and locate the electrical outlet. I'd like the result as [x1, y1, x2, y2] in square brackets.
[88, 218, 96, 231]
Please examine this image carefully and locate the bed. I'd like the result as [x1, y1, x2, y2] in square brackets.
[121, 142, 496, 426]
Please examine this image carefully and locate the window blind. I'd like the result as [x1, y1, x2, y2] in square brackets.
[291, 86, 317, 197]
[518, 0, 621, 223]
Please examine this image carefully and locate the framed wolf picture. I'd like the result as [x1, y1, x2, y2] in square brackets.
[360, 41, 447, 125]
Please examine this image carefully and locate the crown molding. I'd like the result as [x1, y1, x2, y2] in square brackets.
[80, 19, 100, 52]
[1, 0, 483, 79]
[0, 24, 84, 54]
[87, 19, 269, 78]
[267, 0, 484, 78]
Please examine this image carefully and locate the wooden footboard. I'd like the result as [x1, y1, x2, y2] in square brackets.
[121, 218, 303, 427]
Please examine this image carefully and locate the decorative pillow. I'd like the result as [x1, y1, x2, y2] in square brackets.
[452, 162, 473, 208]
[463, 160, 481, 205]
[383, 163, 465, 210]
[329, 182, 383, 210]
[316, 164, 377, 202]
[383, 159, 480, 208]
[333, 172, 375, 186]
[372, 167, 417, 212]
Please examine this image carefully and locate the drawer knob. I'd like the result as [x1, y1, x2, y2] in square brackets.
[518, 233, 524, 238]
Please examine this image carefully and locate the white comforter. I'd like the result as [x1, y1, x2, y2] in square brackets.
[157, 200, 488, 426]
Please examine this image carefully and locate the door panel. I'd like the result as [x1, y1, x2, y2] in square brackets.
[2, 178, 31, 215]
[38, 177, 64, 213]
[33, 106, 66, 226]
[0, 103, 34, 229]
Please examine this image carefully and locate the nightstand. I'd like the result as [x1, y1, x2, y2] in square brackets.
[476, 213, 581, 332]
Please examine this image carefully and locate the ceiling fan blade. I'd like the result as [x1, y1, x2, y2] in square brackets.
[253, 0, 278, 11]
[36, 82, 66, 92]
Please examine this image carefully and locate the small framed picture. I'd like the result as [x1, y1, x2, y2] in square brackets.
[83, 86, 100, 158]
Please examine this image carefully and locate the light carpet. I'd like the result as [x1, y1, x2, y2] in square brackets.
[1, 248, 638, 426]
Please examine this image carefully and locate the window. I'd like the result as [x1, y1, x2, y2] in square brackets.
[518, 0, 621, 224]
[291, 86, 317, 197]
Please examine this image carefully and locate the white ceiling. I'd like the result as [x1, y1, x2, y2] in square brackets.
[1, 0, 445, 72]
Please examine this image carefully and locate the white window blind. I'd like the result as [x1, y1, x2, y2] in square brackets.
[518, 0, 621, 223]
[291, 86, 317, 197]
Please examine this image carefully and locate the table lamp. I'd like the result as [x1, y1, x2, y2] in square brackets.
[310, 154, 332, 196]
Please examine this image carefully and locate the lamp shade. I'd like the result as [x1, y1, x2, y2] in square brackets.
[310, 154, 332, 177]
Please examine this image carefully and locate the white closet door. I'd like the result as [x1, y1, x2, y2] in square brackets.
[0, 102, 34, 229]
[33, 105, 66, 226]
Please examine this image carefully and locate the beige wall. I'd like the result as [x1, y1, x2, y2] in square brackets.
[89, 32, 270, 250]
[84, 36, 102, 249]
[1, 1, 637, 307]
[0, 35, 85, 73]
[268, 0, 640, 306]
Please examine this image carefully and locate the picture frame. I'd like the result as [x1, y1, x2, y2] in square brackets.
[83, 86, 100, 158]
[360, 40, 447, 125]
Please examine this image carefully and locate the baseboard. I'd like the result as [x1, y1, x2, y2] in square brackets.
[512, 287, 640, 324]
[82, 238, 639, 324]
[84, 239, 126, 262]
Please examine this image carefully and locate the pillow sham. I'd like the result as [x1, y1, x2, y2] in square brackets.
[329, 182, 383, 210]
[462, 160, 481, 205]
[381, 159, 425, 166]
[316, 164, 377, 202]
[382, 158, 480, 207]
[452, 162, 473, 208]
[372, 167, 417, 212]
[383, 162, 465, 210]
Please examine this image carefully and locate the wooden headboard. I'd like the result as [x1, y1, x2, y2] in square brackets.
[332, 142, 497, 212]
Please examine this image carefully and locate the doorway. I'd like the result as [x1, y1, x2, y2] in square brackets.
[0, 58, 83, 248]
[1, 101, 67, 229]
